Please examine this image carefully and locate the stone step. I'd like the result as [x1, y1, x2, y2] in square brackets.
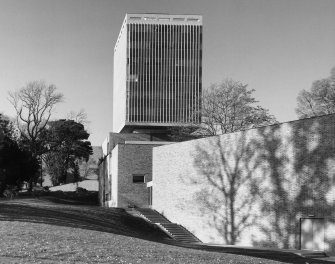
[170, 234, 196, 237]
[171, 233, 195, 236]
[166, 230, 192, 233]
[144, 218, 170, 222]
[159, 223, 201, 243]
[133, 208, 202, 243]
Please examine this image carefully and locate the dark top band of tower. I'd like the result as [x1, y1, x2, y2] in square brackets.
[113, 14, 203, 133]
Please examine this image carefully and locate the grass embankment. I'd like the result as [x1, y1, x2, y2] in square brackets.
[0, 194, 330, 264]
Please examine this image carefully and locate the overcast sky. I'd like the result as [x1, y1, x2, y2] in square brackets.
[0, 0, 334, 146]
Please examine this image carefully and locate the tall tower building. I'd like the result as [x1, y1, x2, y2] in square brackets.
[101, 14, 202, 208]
[113, 13, 203, 133]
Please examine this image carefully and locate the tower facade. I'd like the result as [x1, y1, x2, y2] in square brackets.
[113, 14, 203, 133]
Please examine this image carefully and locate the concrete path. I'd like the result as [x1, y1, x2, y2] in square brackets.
[128, 208, 334, 263]
[164, 241, 335, 263]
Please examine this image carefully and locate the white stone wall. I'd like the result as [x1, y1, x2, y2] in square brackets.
[112, 22, 127, 133]
[152, 114, 335, 254]
[110, 145, 119, 207]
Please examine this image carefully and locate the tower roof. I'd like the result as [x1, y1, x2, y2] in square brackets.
[115, 13, 202, 51]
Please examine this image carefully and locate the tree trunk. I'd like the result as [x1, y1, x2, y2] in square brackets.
[39, 156, 43, 187]
[230, 193, 236, 244]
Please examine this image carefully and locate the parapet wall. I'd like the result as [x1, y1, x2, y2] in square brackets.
[152, 114, 335, 254]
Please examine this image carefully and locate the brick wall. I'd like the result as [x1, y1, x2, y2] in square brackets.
[99, 132, 172, 207]
[98, 161, 106, 206]
[152, 114, 335, 254]
[116, 143, 162, 208]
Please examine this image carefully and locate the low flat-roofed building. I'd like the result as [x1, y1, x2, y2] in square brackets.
[99, 133, 173, 207]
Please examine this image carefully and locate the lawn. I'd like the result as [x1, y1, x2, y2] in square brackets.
[0, 196, 330, 264]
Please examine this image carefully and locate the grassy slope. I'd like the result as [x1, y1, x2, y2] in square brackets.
[0, 197, 328, 264]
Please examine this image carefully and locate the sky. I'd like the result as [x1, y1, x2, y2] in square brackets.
[0, 0, 334, 146]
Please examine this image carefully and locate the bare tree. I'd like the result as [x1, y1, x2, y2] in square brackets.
[296, 67, 335, 118]
[8, 81, 64, 157]
[8, 81, 63, 187]
[200, 79, 277, 136]
[67, 109, 90, 127]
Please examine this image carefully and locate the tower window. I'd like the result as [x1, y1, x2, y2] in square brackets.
[128, 74, 138, 82]
[187, 18, 200, 22]
[133, 174, 145, 183]
[144, 17, 156, 21]
[159, 18, 170, 21]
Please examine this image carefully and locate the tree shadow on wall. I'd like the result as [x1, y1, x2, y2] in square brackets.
[192, 133, 264, 245]
[253, 116, 335, 250]
[192, 115, 335, 251]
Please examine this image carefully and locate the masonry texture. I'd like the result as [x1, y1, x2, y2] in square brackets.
[152, 114, 335, 255]
[99, 133, 168, 207]
[116, 143, 161, 207]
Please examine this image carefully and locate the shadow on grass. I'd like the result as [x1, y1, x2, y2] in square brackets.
[0, 197, 331, 264]
[0, 196, 169, 242]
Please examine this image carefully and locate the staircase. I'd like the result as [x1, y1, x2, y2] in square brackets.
[157, 223, 202, 243]
[133, 208, 202, 244]
[133, 208, 171, 224]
